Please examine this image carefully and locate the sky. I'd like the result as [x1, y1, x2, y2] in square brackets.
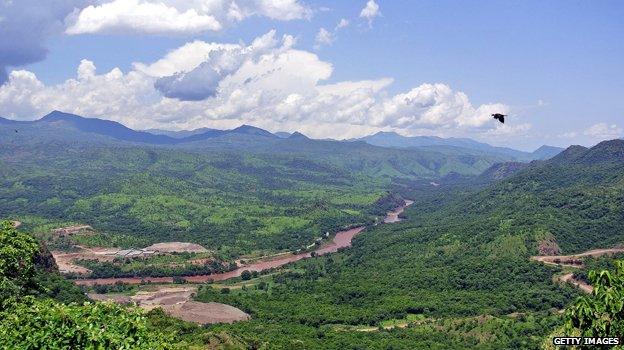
[0, 0, 622, 150]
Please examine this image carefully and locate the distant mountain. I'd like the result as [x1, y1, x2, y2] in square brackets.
[0, 117, 29, 125]
[1, 111, 280, 145]
[274, 132, 292, 138]
[230, 125, 277, 138]
[143, 128, 219, 139]
[530, 145, 564, 160]
[288, 131, 309, 140]
[39, 111, 177, 144]
[549, 145, 590, 164]
[357, 131, 562, 161]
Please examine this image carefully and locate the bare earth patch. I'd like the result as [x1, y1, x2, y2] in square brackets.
[556, 273, 593, 294]
[537, 237, 561, 256]
[52, 241, 209, 276]
[166, 301, 250, 324]
[144, 242, 208, 253]
[89, 286, 249, 325]
[52, 251, 97, 275]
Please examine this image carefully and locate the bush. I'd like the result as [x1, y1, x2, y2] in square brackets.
[565, 260, 624, 340]
[0, 297, 173, 349]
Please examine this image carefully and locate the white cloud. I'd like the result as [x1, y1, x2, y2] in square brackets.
[65, 0, 311, 35]
[557, 131, 578, 139]
[583, 123, 623, 140]
[359, 0, 380, 26]
[0, 31, 515, 141]
[314, 18, 349, 50]
[133, 41, 240, 77]
[314, 28, 334, 49]
[336, 18, 349, 29]
[65, 0, 222, 35]
[153, 30, 297, 100]
[253, 0, 312, 20]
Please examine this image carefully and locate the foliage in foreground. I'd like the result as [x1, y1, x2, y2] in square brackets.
[565, 260, 624, 342]
[0, 220, 39, 306]
[0, 221, 172, 349]
[0, 297, 173, 350]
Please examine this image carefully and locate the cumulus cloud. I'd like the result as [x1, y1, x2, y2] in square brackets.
[153, 30, 296, 100]
[359, 0, 380, 26]
[583, 123, 623, 140]
[314, 28, 334, 49]
[0, 0, 91, 84]
[65, 0, 222, 35]
[65, 0, 311, 35]
[0, 31, 515, 141]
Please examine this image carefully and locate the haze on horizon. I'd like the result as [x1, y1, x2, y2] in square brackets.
[0, 0, 622, 151]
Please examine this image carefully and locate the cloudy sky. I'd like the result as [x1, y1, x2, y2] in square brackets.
[0, 0, 622, 150]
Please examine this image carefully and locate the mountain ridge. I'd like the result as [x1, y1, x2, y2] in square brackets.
[3, 111, 565, 164]
[356, 131, 563, 161]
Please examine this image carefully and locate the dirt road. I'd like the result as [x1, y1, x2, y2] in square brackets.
[532, 247, 624, 294]
[557, 273, 593, 294]
[532, 247, 624, 267]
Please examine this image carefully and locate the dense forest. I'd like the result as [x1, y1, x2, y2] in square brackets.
[189, 140, 624, 348]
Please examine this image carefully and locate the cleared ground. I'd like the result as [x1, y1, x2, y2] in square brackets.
[144, 242, 208, 253]
[88, 286, 250, 325]
[52, 241, 210, 275]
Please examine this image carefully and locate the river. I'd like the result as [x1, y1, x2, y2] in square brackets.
[74, 199, 414, 286]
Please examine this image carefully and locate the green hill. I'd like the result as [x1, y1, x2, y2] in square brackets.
[190, 140, 623, 348]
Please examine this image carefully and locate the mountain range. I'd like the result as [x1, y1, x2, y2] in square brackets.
[2, 111, 562, 162]
[356, 131, 563, 161]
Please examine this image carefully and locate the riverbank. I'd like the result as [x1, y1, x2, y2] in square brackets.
[74, 199, 414, 286]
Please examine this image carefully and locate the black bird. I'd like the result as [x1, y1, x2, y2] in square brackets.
[492, 113, 506, 123]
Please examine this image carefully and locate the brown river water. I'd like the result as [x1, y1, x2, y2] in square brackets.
[74, 200, 413, 286]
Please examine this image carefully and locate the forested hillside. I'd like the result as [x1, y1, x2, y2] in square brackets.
[191, 140, 623, 348]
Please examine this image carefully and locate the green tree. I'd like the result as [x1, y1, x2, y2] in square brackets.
[0, 220, 39, 306]
[565, 260, 624, 343]
[0, 297, 173, 349]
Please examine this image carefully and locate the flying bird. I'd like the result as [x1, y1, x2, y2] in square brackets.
[492, 113, 506, 124]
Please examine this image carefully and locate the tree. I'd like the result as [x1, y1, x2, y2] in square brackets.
[241, 270, 252, 281]
[565, 260, 624, 342]
[0, 220, 39, 307]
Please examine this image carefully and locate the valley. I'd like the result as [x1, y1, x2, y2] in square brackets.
[67, 199, 412, 286]
[1, 4, 621, 348]
[1, 114, 623, 349]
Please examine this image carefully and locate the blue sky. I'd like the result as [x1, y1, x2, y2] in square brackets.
[1, 0, 622, 150]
